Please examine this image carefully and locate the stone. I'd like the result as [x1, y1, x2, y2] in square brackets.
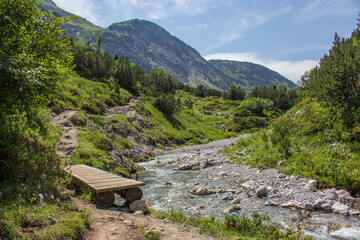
[305, 180, 317, 191]
[179, 164, 193, 170]
[48, 216, 58, 225]
[129, 200, 150, 214]
[321, 204, 332, 211]
[332, 202, 349, 213]
[230, 199, 240, 204]
[222, 195, 234, 201]
[278, 173, 286, 178]
[314, 199, 327, 209]
[195, 187, 214, 196]
[304, 203, 315, 211]
[281, 202, 295, 208]
[134, 210, 144, 215]
[270, 188, 279, 195]
[226, 205, 241, 213]
[255, 185, 268, 198]
[219, 172, 227, 177]
[325, 190, 338, 201]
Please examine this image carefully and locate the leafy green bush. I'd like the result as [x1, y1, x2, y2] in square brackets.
[154, 94, 181, 116]
[0, 118, 64, 188]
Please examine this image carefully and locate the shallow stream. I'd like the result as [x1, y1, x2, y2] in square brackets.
[138, 147, 360, 240]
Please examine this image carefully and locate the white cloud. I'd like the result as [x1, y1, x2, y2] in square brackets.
[53, 0, 100, 24]
[204, 52, 319, 83]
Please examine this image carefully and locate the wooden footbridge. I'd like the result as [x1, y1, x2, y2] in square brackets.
[66, 165, 144, 205]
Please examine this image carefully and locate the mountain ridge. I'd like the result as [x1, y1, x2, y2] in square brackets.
[40, 0, 295, 90]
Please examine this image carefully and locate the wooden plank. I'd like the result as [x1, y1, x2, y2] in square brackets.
[67, 164, 145, 194]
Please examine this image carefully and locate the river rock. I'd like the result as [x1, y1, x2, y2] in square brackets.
[129, 200, 150, 213]
[226, 205, 241, 212]
[255, 185, 268, 197]
[336, 190, 355, 207]
[222, 195, 234, 201]
[304, 203, 315, 211]
[305, 180, 317, 191]
[314, 199, 327, 209]
[194, 187, 214, 195]
[332, 202, 349, 213]
[281, 202, 295, 208]
[321, 203, 333, 211]
[179, 164, 193, 170]
[325, 190, 338, 201]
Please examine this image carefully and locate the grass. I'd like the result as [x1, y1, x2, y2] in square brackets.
[0, 196, 91, 240]
[52, 72, 132, 114]
[151, 209, 312, 240]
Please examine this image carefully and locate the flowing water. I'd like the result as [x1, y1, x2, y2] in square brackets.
[138, 147, 360, 240]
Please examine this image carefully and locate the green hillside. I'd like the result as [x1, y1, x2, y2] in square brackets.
[209, 59, 296, 91]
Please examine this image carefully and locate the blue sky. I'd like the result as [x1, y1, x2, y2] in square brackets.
[52, 0, 359, 83]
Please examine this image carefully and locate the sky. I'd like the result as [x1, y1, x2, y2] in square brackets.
[52, 0, 360, 83]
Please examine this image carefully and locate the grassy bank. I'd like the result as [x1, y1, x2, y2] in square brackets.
[151, 209, 312, 239]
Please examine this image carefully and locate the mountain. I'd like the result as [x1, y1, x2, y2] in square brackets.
[40, 0, 295, 91]
[209, 60, 296, 90]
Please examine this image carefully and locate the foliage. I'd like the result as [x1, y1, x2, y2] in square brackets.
[223, 99, 360, 192]
[154, 94, 181, 116]
[250, 85, 299, 111]
[300, 21, 360, 127]
[0, 0, 73, 115]
[0, 116, 65, 188]
[151, 210, 312, 239]
[0, 200, 91, 240]
[223, 83, 246, 100]
[232, 98, 274, 131]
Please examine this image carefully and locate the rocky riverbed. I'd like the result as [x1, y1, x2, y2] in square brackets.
[138, 138, 360, 240]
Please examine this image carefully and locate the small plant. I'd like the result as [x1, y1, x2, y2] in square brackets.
[145, 230, 162, 240]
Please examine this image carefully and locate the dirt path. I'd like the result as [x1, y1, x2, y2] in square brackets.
[51, 110, 79, 160]
[74, 199, 215, 240]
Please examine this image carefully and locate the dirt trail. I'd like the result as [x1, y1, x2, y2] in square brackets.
[75, 199, 214, 240]
[51, 110, 79, 160]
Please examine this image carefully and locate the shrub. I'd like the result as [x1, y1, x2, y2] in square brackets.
[154, 94, 181, 116]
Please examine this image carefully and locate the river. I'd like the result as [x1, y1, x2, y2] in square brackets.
[137, 139, 360, 240]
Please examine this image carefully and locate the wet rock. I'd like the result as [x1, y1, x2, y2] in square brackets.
[255, 185, 268, 198]
[129, 200, 150, 213]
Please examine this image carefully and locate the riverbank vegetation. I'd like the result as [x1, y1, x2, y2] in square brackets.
[151, 210, 312, 239]
[223, 18, 360, 193]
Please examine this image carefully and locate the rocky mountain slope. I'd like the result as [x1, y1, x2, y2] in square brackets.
[40, 0, 295, 91]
